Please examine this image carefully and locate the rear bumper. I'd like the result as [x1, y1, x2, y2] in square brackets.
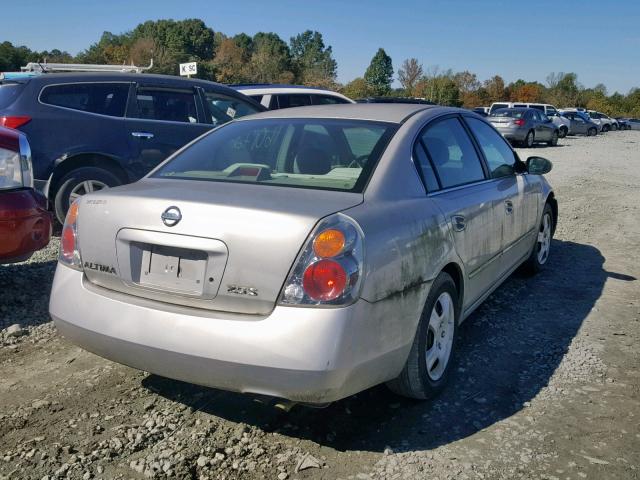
[494, 126, 527, 142]
[50, 264, 414, 403]
[0, 188, 52, 263]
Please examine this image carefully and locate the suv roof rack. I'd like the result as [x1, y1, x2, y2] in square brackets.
[20, 59, 154, 74]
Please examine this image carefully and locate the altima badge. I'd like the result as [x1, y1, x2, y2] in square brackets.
[161, 206, 182, 227]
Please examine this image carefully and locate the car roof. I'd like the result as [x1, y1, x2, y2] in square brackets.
[236, 103, 451, 124]
[356, 97, 436, 105]
[232, 84, 328, 91]
[13, 72, 231, 89]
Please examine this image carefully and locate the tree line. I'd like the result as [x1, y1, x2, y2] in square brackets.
[1, 18, 639, 116]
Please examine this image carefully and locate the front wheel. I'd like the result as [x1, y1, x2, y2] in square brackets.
[54, 167, 122, 223]
[386, 272, 459, 399]
[547, 131, 559, 146]
[559, 126, 568, 138]
[587, 127, 597, 136]
[523, 203, 554, 274]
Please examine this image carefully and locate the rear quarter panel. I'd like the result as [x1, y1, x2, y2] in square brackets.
[343, 109, 466, 353]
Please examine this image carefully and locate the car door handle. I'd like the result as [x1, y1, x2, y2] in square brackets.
[131, 132, 154, 139]
[505, 200, 514, 215]
[452, 215, 466, 232]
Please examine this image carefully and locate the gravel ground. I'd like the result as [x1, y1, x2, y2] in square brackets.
[1, 131, 639, 480]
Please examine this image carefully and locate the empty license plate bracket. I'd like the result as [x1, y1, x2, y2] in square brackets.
[139, 245, 207, 295]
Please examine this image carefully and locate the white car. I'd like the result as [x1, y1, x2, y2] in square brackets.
[232, 84, 354, 110]
[489, 102, 570, 138]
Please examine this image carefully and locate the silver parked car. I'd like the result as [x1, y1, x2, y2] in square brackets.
[50, 105, 557, 404]
[488, 107, 560, 147]
[560, 111, 599, 136]
[628, 118, 640, 130]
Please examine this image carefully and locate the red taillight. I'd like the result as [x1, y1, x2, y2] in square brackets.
[514, 119, 525, 126]
[0, 116, 31, 129]
[302, 259, 347, 301]
[59, 201, 82, 269]
[61, 226, 76, 261]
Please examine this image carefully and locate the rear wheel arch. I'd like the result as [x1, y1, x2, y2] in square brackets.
[441, 262, 464, 320]
[49, 153, 129, 199]
[545, 192, 558, 236]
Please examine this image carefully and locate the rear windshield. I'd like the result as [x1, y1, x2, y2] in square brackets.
[0, 84, 25, 108]
[492, 108, 525, 118]
[490, 103, 509, 113]
[152, 118, 397, 192]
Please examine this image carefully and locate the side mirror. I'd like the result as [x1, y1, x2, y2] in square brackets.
[526, 156, 553, 175]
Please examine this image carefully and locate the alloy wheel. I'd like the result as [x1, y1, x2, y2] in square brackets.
[425, 292, 455, 381]
[537, 213, 552, 265]
[69, 180, 109, 203]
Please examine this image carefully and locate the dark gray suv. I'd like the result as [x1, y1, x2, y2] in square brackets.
[0, 73, 264, 222]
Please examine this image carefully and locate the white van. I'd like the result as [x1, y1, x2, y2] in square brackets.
[489, 102, 570, 137]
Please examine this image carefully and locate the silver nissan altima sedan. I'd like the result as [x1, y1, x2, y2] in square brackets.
[50, 104, 557, 404]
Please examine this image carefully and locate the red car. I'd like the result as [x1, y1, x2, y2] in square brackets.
[0, 126, 51, 263]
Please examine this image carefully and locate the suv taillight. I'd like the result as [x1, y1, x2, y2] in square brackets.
[0, 116, 31, 129]
[0, 129, 33, 190]
[514, 119, 525, 126]
[59, 200, 83, 271]
[279, 214, 364, 307]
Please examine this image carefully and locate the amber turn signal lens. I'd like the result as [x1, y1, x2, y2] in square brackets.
[313, 229, 346, 258]
[66, 201, 79, 225]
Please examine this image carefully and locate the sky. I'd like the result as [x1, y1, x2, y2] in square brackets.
[2, 0, 639, 94]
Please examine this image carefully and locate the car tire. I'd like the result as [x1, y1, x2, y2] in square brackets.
[523, 203, 554, 274]
[587, 127, 597, 136]
[386, 272, 459, 400]
[523, 130, 535, 148]
[611, 124, 618, 131]
[547, 131, 559, 146]
[559, 126, 568, 138]
[602, 124, 610, 132]
[54, 167, 122, 224]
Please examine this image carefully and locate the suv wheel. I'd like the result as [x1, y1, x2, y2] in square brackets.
[587, 127, 597, 136]
[547, 131, 559, 146]
[386, 272, 459, 399]
[559, 126, 568, 138]
[54, 167, 122, 223]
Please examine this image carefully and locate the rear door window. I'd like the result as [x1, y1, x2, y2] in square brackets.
[40, 82, 130, 117]
[202, 91, 262, 127]
[413, 143, 440, 192]
[419, 117, 486, 189]
[277, 94, 313, 109]
[466, 117, 517, 178]
[132, 88, 198, 123]
[312, 95, 350, 105]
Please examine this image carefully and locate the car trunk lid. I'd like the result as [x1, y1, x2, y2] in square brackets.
[77, 178, 363, 315]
